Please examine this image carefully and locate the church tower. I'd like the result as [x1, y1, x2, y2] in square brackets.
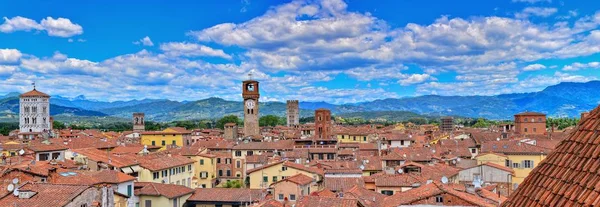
[133, 112, 145, 132]
[19, 84, 51, 136]
[242, 75, 260, 137]
[287, 100, 299, 127]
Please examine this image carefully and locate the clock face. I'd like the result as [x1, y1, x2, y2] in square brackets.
[246, 100, 255, 109]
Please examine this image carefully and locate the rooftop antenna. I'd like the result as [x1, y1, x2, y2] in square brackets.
[32, 82, 36, 90]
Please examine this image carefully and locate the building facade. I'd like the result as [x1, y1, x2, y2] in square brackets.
[514, 112, 546, 135]
[314, 109, 332, 139]
[440, 117, 454, 132]
[223, 123, 238, 140]
[19, 87, 51, 135]
[287, 100, 299, 127]
[242, 79, 260, 137]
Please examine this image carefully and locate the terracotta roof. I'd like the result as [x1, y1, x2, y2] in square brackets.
[245, 154, 268, 163]
[137, 154, 194, 171]
[503, 105, 600, 207]
[232, 140, 295, 150]
[397, 162, 461, 182]
[480, 140, 552, 155]
[324, 177, 364, 192]
[344, 185, 388, 207]
[254, 199, 284, 207]
[187, 188, 264, 202]
[20, 89, 50, 97]
[72, 148, 139, 168]
[383, 182, 496, 207]
[247, 161, 323, 175]
[271, 173, 314, 186]
[514, 112, 546, 116]
[27, 140, 68, 152]
[296, 196, 358, 207]
[51, 169, 135, 185]
[480, 162, 515, 174]
[374, 174, 422, 187]
[134, 182, 194, 199]
[310, 189, 337, 197]
[0, 183, 91, 207]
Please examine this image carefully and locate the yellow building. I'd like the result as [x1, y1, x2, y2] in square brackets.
[138, 154, 196, 188]
[480, 141, 550, 189]
[182, 150, 217, 188]
[0, 141, 22, 157]
[141, 127, 192, 150]
[135, 182, 194, 207]
[246, 161, 323, 189]
[336, 131, 373, 143]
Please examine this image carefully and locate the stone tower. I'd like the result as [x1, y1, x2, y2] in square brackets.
[314, 108, 332, 139]
[286, 100, 299, 127]
[224, 123, 238, 140]
[133, 112, 145, 132]
[242, 78, 260, 137]
[19, 85, 51, 135]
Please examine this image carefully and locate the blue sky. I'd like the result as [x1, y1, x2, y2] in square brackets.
[1, 0, 599, 104]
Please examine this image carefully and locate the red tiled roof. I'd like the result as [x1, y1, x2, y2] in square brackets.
[72, 148, 139, 168]
[310, 189, 337, 197]
[503, 105, 600, 207]
[296, 196, 358, 207]
[134, 182, 194, 199]
[374, 174, 422, 187]
[137, 154, 194, 171]
[271, 173, 314, 186]
[232, 140, 295, 150]
[383, 182, 496, 207]
[20, 89, 50, 97]
[187, 188, 264, 202]
[51, 169, 135, 185]
[0, 183, 91, 207]
[344, 185, 388, 206]
[480, 140, 552, 155]
[323, 177, 364, 192]
[247, 161, 323, 175]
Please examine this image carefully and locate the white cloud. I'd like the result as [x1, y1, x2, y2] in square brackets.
[0, 49, 22, 63]
[562, 61, 600, 71]
[160, 42, 232, 59]
[512, 0, 551, 3]
[133, 36, 154, 46]
[523, 63, 547, 71]
[0, 16, 83, 37]
[515, 7, 558, 18]
[0, 16, 43, 33]
[399, 74, 432, 86]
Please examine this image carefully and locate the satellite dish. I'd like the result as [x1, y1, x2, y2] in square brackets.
[18, 149, 24, 155]
[403, 154, 407, 158]
[496, 138, 500, 141]
[441, 176, 449, 184]
[12, 188, 19, 196]
[397, 169, 403, 174]
[432, 149, 436, 153]
[365, 160, 369, 164]
[452, 160, 457, 164]
[359, 165, 365, 170]
[456, 158, 461, 162]
[72, 152, 78, 157]
[12, 178, 19, 184]
[7, 184, 14, 192]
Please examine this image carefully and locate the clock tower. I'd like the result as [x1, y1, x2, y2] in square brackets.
[242, 77, 260, 137]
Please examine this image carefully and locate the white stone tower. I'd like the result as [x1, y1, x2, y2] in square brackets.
[133, 112, 145, 132]
[19, 84, 51, 134]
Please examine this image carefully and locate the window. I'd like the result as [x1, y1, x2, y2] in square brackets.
[188, 165, 192, 171]
[538, 118, 542, 122]
[471, 148, 476, 153]
[381, 190, 393, 196]
[200, 172, 208, 178]
[162, 140, 166, 146]
[39, 153, 49, 161]
[127, 184, 132, 197]
[201, 184, 206, 188]
[247, 151, 254, 156]
[505, 160, 512, 167]
[278, 194, 284, 200]
[200, 159, 204, 165]
[533, 128, 537, 132]
[217, 158, 221, 163]
[81, 204, 87, 207]
[290, 194, 296, 201]
[524, 128, 528, 132]
[512, 162, 521, 169]
[218, 170, 223, 176]
[363, 136, 367, 141]
[172, 140, 176, 145]
[51, 153, 60, 160]
[162, 170, 167, 177]
[273, 176, 278, 182]
[235, 151, 242, 156]
[353, 137, 356, 141]
[327, 154, 334, 160]
[172, 198, 178, 207]
[263, 176, 268, 182]
[318, 154, 324, 160]
[151, 141, 156, 146]
[226, 158, 231, 164]
[523, 160, 535, 168]
[226, 170, 231, 176]
[282, 166, 288, 171]
[236, 160, 241, 168]
[153, 172, 159, 179]
[436, 195, 443, 203]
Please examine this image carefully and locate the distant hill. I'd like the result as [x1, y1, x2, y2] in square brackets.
[1, 81, 599, 122]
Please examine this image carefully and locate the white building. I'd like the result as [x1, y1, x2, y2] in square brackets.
[19, 87, 51, 138]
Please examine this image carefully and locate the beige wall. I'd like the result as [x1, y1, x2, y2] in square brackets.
[139, 194, 191, 207]
[272, 181, 310, 203]
[248, 163, 320, 189]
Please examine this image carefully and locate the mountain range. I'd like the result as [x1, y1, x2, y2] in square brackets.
[1, 81, 599, 122]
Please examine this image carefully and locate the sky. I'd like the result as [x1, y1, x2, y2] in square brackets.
[1, 0, 599, 104]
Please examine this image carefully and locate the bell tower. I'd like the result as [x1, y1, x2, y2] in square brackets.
[242, 73, 260, 137]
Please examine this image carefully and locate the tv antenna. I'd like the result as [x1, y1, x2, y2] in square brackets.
[441, 176, 449, 184]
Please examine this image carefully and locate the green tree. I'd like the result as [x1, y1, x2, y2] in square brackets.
[175, 120, 196, 130]
[472, 118, 490, 128]
[0, 122, 19, 136]
[52, 120, 66, 130]
[216, 115, 240, 129]
[223, 180, 242, 188]
[259, 115, 282, 127]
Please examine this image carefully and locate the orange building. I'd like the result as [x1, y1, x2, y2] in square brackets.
[314, 109, 332, 139]
[514, 112, 546, 135]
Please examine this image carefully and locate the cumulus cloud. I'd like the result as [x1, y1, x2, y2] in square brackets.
[160, 42, 232, 59]
[133, 36, 154, 46]
[515, 7, 558, 18]
[0, 49, 22, 64]
[399, 74, 433, 86]
[523, 63, 547, 71]
[0, 16, 83, 37]
[562, 61, 600, 71]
